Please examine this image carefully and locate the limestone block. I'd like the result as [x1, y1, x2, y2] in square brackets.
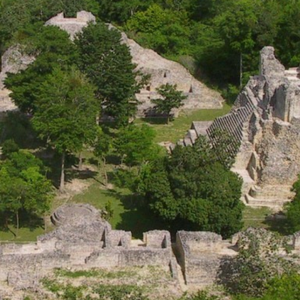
[119, 249, 171, 266]
[45, 11, 96, 40]
[106, 230, 132, 248]
[143, 230, 171, 249]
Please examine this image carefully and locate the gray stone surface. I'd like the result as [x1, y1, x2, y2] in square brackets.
[0, 204, 175, 292]
[45, 11, 96, 40]
[175, 231, 235, 287]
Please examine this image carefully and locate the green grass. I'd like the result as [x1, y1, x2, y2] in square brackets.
[242, 206, 288, 235]
[135, 104, 231, 143]
[243, 206, 273, 229]
[0, 225, 47, 242]
[70, 182, 166, 239]
[55, 268, 136, 279]
[71, 183, 130, 229]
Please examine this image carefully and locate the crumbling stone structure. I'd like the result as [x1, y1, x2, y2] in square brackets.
[0, 204, 177, 292]
[180, 47, 300, 208]
[1, 204, 300, 299]
[45, 11, 96, 40]
[0, 11, 223, 116]
[176, 231, 224, 286]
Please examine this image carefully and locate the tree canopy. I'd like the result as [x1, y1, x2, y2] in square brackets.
[31, 67, 98, 190]
[137, 136, 243, 238]
[285, 174, 300, 233]
[75, 22, 139, 127]
[0, 149, 52, 232]
[151, 83, 186, 123]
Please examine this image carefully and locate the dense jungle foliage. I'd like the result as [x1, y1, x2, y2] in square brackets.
[1, 0, 299, 93]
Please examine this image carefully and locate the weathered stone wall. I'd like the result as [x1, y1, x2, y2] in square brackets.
[177, 46, 300, 208]
[175, 231, 231, 287]
[45, 11, 96, 40]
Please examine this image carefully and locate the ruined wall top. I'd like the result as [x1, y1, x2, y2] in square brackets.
[45, 11, 96, 40]
[259, 46, 285, 79]
[177, 231, 223, 255]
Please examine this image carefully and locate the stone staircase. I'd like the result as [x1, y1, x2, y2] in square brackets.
[245, 184, 294, 207]
[207, 94, 256, 153]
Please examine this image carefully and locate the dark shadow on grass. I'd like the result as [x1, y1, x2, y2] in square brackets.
[14, 210, 44, 231]
[67, 168, 98, 181]
[140, 116, 168, 125]
[114, 193, 168, 239]
[88, 157, 100, 167]
[263, 215, 290, 236]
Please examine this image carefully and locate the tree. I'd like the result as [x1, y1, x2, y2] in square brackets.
[139, 135, 243, 237]
[93, 129, 112, 186]
[151, 83, 186, 123]
[126, 4, 191, 55]
[5, 25, 76, 113]
[1, 139, 19, 159]
[114, 124, 158, 166]
[31, 67, 98, 191]
[0, 150, 52, 235]
[98, 0, 152, 24]
[75, 22, 139, 127]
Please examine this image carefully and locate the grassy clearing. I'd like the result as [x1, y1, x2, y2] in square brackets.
[70, 181, 167, 239]
[242, 206, 273, 229]
[0, 226, 46, 242]
[135, 104, 231, 143]
[55, 268, 137, 279]
[40, 265, 176, 300]
[243, 206, 288, 235]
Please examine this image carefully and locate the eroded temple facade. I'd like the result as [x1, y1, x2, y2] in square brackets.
[181, 47, 300, 208]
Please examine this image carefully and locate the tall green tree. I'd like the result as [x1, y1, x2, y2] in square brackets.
[285, 174, 300, 233]
[31, 67, 98, 191]
[75, 22, 139, 127]
[126, 4, 191, 55]
[98, 0, 152, 24]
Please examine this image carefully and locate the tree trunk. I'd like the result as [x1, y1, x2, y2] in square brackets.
[16, 210, 19, 238]
[102, 156, 108, 186]
[43, 215, 47, 232]
[60, 151, 65, 192]
[78, 152, 83, 170]
[5, 213, 8, 229]
[240, 52, 243, 89]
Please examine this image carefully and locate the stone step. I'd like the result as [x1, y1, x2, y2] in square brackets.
[183, 137, 192, 146]
[245, 194, 290, 208]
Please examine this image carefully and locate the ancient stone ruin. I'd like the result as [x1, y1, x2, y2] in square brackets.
[1, 203, 300, 299]
[180, 46, 300, 208]
[0, 203, 237, 296]
[0, 11, 223, 116]
[0, 204, 175, 291]
[44, 11, 96, 40]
